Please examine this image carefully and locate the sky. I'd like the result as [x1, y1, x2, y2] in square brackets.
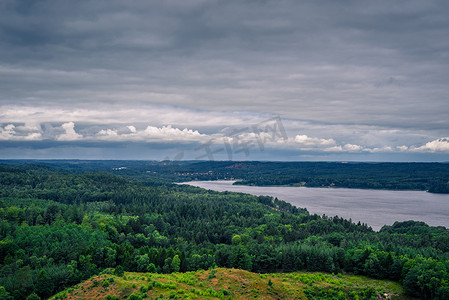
[0, 0, 448, 161]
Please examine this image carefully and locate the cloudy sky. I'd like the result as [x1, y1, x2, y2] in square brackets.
[1, 0, 448, 161]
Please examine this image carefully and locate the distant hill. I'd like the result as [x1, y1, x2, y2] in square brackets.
[1, 159, 448, 192]
[50, 268, 410, 300]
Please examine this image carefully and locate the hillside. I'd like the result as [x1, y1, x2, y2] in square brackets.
[51, 268, 410, 300]
[1, 164, 448, 299]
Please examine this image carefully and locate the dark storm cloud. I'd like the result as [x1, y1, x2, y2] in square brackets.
[0, 0, 448, 160]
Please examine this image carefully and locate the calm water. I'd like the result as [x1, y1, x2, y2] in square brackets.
[182, 181, 449, 231]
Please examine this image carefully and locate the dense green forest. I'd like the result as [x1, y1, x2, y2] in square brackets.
[2, 160, 448, 193]
[0, 163, 449, 299]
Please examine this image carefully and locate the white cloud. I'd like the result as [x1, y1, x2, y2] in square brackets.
[127, 125, 137, 133]
[288, 134, 366, 152]
[343, 144, 363, 151]
[1, 110, 448, 160]
[324, 144, 364, 152]
[0, 124, 43, 141]
[411, 137, 449, 153]
[325, 146, 343, 152]
[289, 135, 395, 153]
[57, 122, 83, 141]
[293, 135, 336, 147]
[98, 129, 118, 137]
[0, 124, 16, 140]
[139, 125, 205, 141]
[363, 146, 393, 153]
[23, 132, 43, 140]
[95, 125, 209, 142]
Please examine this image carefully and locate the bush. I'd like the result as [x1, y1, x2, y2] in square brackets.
[208, 269, 217, 279]
[114, 265, 124, 277]
[127, 293, 143, 300]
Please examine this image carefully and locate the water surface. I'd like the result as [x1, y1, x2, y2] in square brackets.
[183, 181, 449, 231]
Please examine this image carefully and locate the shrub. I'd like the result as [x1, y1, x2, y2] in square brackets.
[114, 265, 125, 277]
[208, 269, 217, 279]
[127, 293, 143, 300]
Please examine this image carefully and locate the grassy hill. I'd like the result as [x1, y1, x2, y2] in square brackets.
[50, 268, 411, 300]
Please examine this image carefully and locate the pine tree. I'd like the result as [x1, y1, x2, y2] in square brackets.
[171, 255, 181, 273]
[36, 269, 53, 299]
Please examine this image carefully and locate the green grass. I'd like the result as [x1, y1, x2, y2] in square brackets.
[50, 268, 412, 300]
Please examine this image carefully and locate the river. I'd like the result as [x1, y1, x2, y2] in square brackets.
[182, 180, 449, 231]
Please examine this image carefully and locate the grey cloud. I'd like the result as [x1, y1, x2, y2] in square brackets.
[0, 0, 448, 160]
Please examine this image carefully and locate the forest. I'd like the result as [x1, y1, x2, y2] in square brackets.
[2, 160, 448, 193]
[0, 162, 449, 299]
